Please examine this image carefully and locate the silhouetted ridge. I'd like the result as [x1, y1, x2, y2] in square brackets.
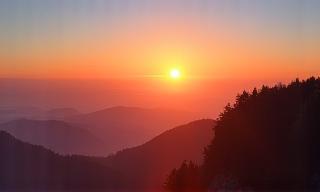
[66, 106, 198, 153]
[95, 119, 216, 190]
[0, 131, 122, 190]
[165, 77, 320, 191]
[46, 107, 80, 119]
[0, 119, 106, 155]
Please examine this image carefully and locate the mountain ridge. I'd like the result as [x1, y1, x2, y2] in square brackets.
[0, 119, 107, 156]
[102, 119, 216, 190]
[0, 130, 122, 190]
[66, 106, 200, 153]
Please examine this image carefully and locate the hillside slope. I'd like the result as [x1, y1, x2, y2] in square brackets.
[67, 106, 199, 153]
[0, 119, 106, 155]
[103, 119, 215, 190]
[0, 131, 121, 190]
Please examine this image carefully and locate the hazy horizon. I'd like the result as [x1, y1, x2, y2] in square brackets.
[0, 77, 299, 118]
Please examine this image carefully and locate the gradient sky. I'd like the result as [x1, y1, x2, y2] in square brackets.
[1, 0, 319, 79]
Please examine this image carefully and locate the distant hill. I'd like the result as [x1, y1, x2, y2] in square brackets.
[66, 106, 200, 153]
[0, 107, 80, 123]
[0, 131, 121, 190]
[0, 119, 107, 156]
[0, 106, 43, 123]
[100, 119, 216, 190]
[45, 108, 81, 119]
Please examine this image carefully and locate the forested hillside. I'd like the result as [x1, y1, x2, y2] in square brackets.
[165, 77, 320, 191]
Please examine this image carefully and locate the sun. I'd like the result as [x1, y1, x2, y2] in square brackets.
[170, 69, 181, 79]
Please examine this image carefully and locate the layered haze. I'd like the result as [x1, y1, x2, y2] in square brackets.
[0, 78, 293, 118]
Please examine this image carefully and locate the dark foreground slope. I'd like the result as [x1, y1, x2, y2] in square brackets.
[0, 119, 106, 156]
[0, 131, 121, 190]
[0, 119, 215, 191]
[103, 119, 215, 190]
[165, 77, 320, 191]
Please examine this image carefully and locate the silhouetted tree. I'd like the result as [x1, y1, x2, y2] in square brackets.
[165, 77, 320, 191]
[164, 161, 203, 192]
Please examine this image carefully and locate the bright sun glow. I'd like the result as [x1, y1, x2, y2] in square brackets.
[170, 69, 181, 79]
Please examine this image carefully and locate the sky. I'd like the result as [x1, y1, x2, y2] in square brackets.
[0, 0, 320, 117]
[0, 0, 319, 79]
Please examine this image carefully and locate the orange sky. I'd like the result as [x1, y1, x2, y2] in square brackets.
[1, 20, 319, 80]
[1, 0, 319, 80]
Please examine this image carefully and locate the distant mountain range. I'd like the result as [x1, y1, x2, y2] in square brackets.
[0, 106, 199, 155]
[0, 106, 80, 123]
[0, 106, 43, 123]
[66, 106, 199, 153]
[0, 119, 215, 190]
[45, 108, 81, 119]
[0, 119, 106, 156]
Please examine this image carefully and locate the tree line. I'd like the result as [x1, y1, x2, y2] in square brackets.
[165, 77, 320, 191]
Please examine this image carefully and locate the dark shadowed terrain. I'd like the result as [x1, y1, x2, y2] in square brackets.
[102, 119, 215, 190]
[0, 119, 215, 191]
[0, 131, 122, 190]
[165, 77, 320, 191]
